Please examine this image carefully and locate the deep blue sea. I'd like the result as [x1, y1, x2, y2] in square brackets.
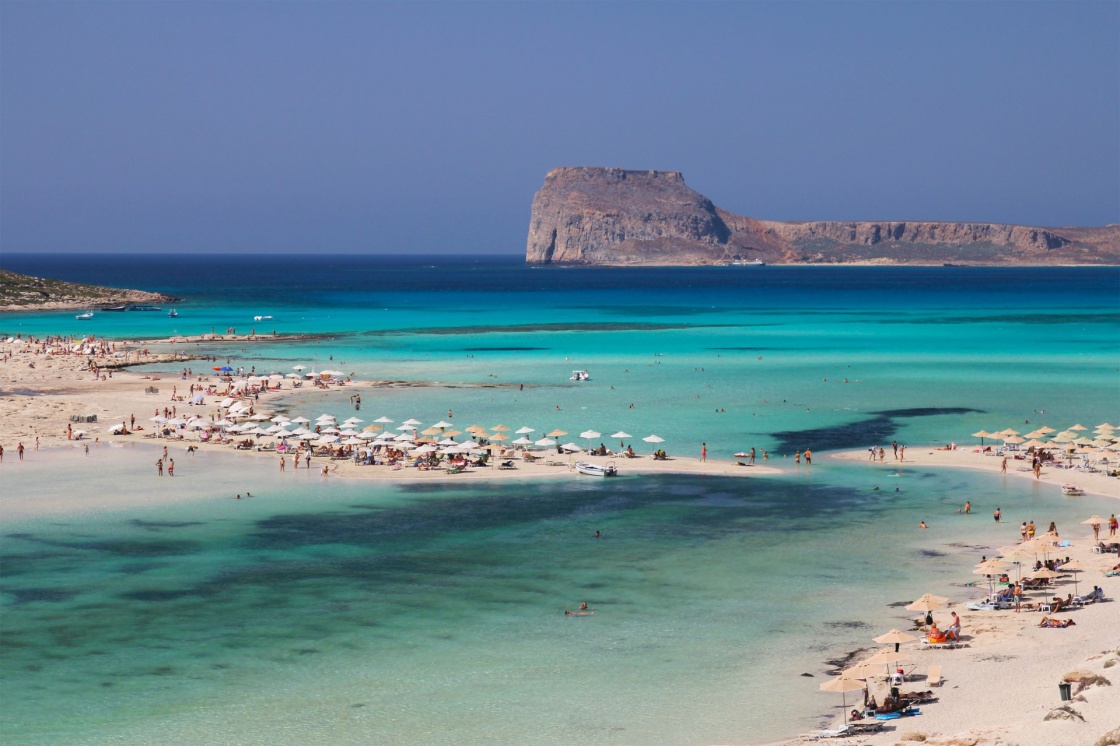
[1, 254, 1118, 744]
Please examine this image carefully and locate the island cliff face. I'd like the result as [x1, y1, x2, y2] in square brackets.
[526, 167, 1119, 265]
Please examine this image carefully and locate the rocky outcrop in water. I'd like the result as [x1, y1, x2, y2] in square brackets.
[525, 167, 1119, 265]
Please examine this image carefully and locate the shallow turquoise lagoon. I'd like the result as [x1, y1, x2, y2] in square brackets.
[2, 447, 1116, 744]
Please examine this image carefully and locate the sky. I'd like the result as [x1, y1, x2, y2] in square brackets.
[1, 1, 1117, 255]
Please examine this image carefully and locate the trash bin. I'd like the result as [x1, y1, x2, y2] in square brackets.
[1059, 682, 1072, 701]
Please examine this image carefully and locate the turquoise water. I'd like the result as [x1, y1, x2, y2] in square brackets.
[1, 257, 1118, 743]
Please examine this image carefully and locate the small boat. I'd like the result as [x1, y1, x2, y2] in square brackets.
[731, 259, 766, 266]
[128, 304, 162, 311]
[575, 460, 617, 477]
[1061, 484, 1085, 496]
[167, 309, 178, 317]
[75, 311, 94, 320]
[570, 370, 590, 381]
[253, 315, 273, 321]
[101, 304, 128, 312]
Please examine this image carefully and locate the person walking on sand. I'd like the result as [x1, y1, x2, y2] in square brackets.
[1021, 521, 1029, 541]
[167, 458, 174, 477]
[1110, 514, 1118, 538]
[18, 442, 25, 460]
[700, 443, 707, 462]
[156, 458, 163, 476]
[1091, 519, 1100, 541]
[899, 444, 905, 461]
[1013, 582, 1022, 612]
[280, 456, 286, 472]
[878, 447, 885, 463]
[1027, 520, 1035, 539]
[1001, 456, 1007, 473]
[892, 440, 898, 459]
[749, 447, 756, 465]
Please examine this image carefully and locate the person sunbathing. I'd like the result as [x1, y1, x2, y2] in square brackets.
[1038, 617, 1076, 628]
[927, 623, 946, 643]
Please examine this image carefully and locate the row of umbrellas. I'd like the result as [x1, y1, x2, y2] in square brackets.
[972, 423, 1120, 452]
[158, 406, 670, 455]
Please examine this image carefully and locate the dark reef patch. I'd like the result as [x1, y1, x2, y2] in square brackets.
[771, 407, 984, 453]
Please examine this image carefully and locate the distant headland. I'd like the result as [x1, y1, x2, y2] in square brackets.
[525, 167, 1119, 266]
[0, 269, 178, 312]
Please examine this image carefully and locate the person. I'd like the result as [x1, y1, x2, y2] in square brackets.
[0, 444, 4, 462]
[1013, 582, 1022, 612]
[156, 458, 163, 476]
[1110, 514, 1119, 538]
[1021, 521, 1029, 541]
[167, 458, 174, 477]
[993, 507, 1001, 523]
[964, 501, 971, 514]
[18, 442, 24, 460]
[321, 464, 329, 476]
[594, 530, 600, 538]
[1001, 456, 1007, 473]
[946, 611, 961, 641]
[923, 611, 934, 627]
[928, 623, 943, 642]
[280, 456, 286, 472]
[866, 694, 878, 713]
[804, 448, 812, 465]
[892, 440, 898, 459]
[305, 452, 311, 468]
[1048, 521, 1058, 537]
[1027, 520, 1035, 539]
[749, 447, 756, 464]
[700, 442, 706, 462]
[919, 520, 927, 529]
[579, 602, 588, 611]
[795, 450, 801, 464]
[1091, 519, 1101, 541]
[235, 494, 241, 499]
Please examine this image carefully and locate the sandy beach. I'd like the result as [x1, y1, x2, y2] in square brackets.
[4, 334, 1119, 746]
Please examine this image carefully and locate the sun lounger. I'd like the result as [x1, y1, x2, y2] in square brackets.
[927, 665, 941, 687]
[800, 724, 850, 740]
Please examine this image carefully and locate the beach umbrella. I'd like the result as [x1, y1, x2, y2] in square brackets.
[466, 424, 487, 433]
[421, 427, 442, 436]
[547, 429, 568, 438]
[271, 415, 290, 423]
[374, 416, 394, 424]
[642, 434, 665, 455]
[444, 430, 462, 437]
[974, 559, 1011, 595]
[438, 438, 459, 446]
[402, 418, 422, 427]
[972, 430, 993, 445]
[580, 429, 602, 450]
[515, 426, 535, 435]
[290, 416, 310, 424]
[819, 677, 866, 722]
[292, 365, 306, 371]
[374, 431, 395, 440]
[561, 442, 582, 453]
[1069, 424, 1088, 431]
[1022, 439, 1048, 449]
[342, 417, 363, 424]
[1081, 515, 1105, 530]
[839, 661, 882, 681]
[362, 424, 382, 433]
[1024, 429, 1047, 439]
[1003, 436, 1025, 445]
[1028, 567, 1062, 588]
[1073, 437, 1095, 447]
[489, 433, 508, 442]
[394, 433, 414, 442]
[1050, 431, 1075, 443]
[432, 421, 453, 429]
[1059, 559, 1089, 595]
[511, 437, 534, 446]
[611, 430, 632, 447]
[492, 424, 510, 432]
[873, 629, 918, 653]
[535, 437, 556, 447]
[904, 593, 947, 613]
[1097, 423, 1117, 430]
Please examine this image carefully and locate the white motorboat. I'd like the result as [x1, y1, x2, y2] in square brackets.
[167, 309, 178, 317]
[75, 311, 94, 320]
[1061, 484, 1085, 496]
[570, 370, 590, 381]
[253, 315, 273, 321]
[730, 259, 766, 266]
[575, 460, 617, 477]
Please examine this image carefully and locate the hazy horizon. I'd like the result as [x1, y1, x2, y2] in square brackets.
[2, 1, 1117, 255]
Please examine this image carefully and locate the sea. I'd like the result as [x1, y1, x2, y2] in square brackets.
[1, 254, 1118, 745]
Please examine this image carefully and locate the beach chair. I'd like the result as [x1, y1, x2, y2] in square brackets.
[927, 665, 942, 687]
[803, 724, 850, 740]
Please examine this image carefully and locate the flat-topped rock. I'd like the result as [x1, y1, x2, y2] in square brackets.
[526, 167, 1119, 265]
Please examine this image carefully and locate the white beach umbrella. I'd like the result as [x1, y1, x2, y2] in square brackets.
[535, 437, 557, 447]
[610, 431, 632, 442]
[516, 426, 535, 435]
[342, 437, 364, 445]
[149, 416, 167, 423]
[338, 429, 358, 437]
[394, 433, 415, 442]
[438, 438, 459, 446]
[250, 414, 270, 421]
[375, 431, 395, 440]
[511, 437, 534, 446]
[411, 444, 438, 455]
[561, 442, 583, 453]
[292, 365, 306, 371]
[402, 418, 423, 427]
[290, 416, 310, 424]
[397, 424, 417, 431]
[432, 420, 453, 429]
[375, 416, 394, 424]
[316, 434, 340, 444]
[271, 415, 290, 423]
[643, 434, 665, 444]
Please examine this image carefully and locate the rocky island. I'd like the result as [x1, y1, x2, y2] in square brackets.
[0, 269, 179, 312]
[526, 167, 1119, 266]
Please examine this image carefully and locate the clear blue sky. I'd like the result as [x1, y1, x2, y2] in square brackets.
[2, 1, 1117, 254]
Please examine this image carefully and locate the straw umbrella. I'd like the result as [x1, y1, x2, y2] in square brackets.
[905, 593, 947, 627]
[1058, 559, 1089, 596]
[972, 430, 993, 446]
[1069, 424, 1088, 431]
[873, 629, 918, 653]
[974, 558, 1011, 595]
[819, 677, 867, 723]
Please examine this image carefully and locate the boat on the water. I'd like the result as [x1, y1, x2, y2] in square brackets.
[129, 304, 162, 311]
[730, 259, 765, 266]
[253, 315, 273, 321]
[101, 304, 128, 312]
[167, 309, 178, 317]
[1061, 484, 1085, 496]
[570, 370, 590, 381]
[575, 460, 617, 477]
[75, 311, 94, 320]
